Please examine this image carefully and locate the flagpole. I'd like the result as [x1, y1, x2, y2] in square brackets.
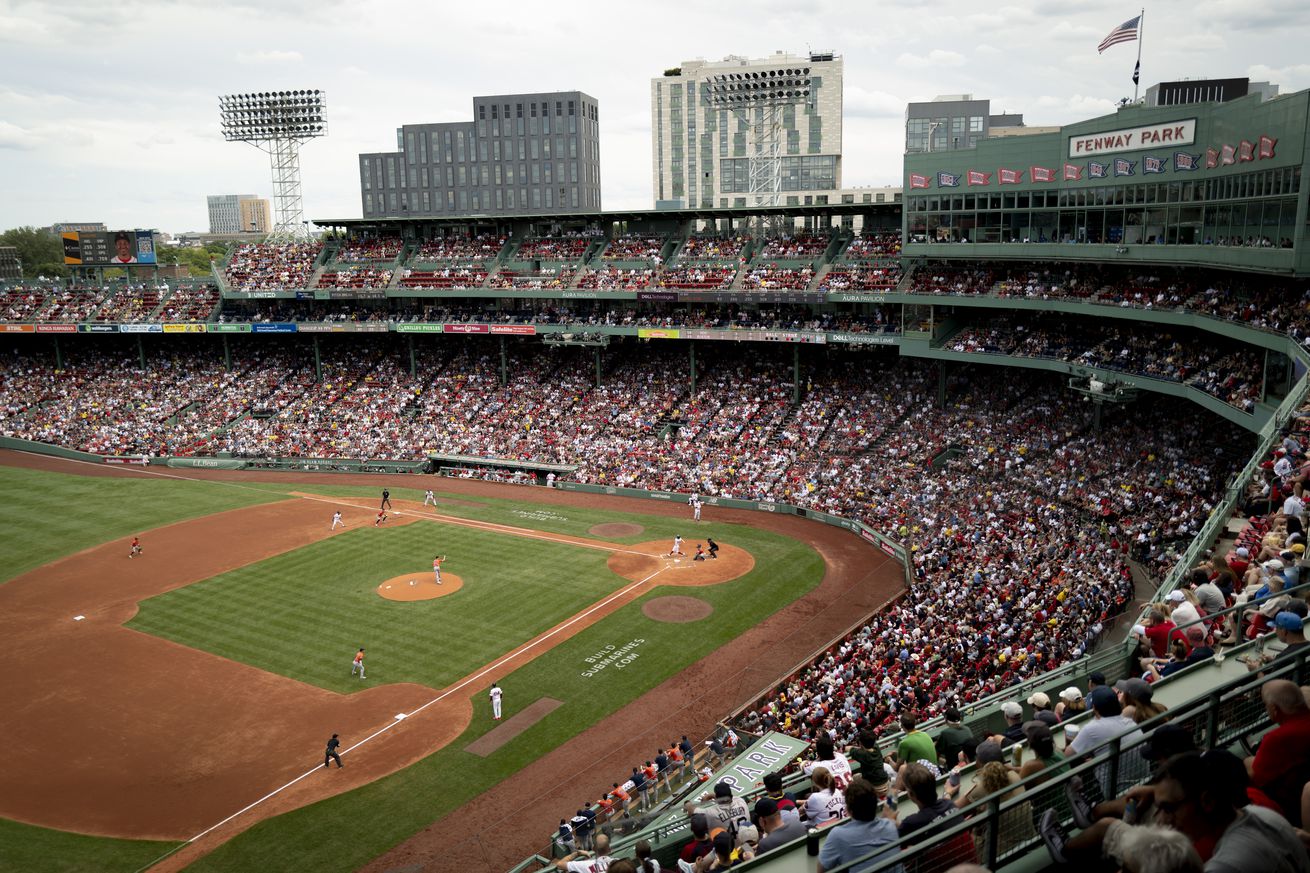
[1134, 7, 1145, 102]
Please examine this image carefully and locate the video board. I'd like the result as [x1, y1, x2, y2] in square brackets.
[62, 230, 158, 266]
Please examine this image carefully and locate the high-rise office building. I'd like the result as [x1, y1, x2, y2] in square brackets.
[651, 52, 844, 209]
[207, 195, 270, 234]
[905, 95, 1030, 154]
[358, 91, 601, 218]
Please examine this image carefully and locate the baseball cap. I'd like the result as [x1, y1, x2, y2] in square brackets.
[1236, 547, 1250, 558]
[713, 781, 733, 799]
[1276, 611, 1305, 633]
[737, 824, 760, 845]
[1022, 720, 1053, 744]
[1001, 701, 1023, 718]
[1059, 686, 1083, 702]
[1089, 671, 1107, 686]
[1131, 623, 1148, 637]
[1185, 624, 1206, 642]
[1088, 686, 1122, 717]
[1114, 677, 1153, 703]
[713, 832, 733, 852]
[976, 739, 1005, 764]
[1027, 692, 1051, 708]
[1167, 590, 1185, 602]
[690, 813, 709, 837]
[754, 797, 779, 817]
[1264, 559, 1286, 571]
[1293, 543, 1306, 554]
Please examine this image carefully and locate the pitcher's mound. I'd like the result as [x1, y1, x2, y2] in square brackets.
[589, 522, 644, 538]
[377, 573, 464, 601]
[643, 595, 714, 623]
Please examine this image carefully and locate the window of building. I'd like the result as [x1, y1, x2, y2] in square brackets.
[447, 191, 455, 210]
[571, 186, 578, 207]
[495, 189, 503, 210]
[479, 141, 488, 162]
[544, 162, 552, 183]
[386, 156, 396, 188]
[518, 139, 526, 160]
[405, 132, 415, 164]
[422, 191, 430, 212]
[457, 166, 466, 185]
[364, 192, 373, 213]
[480, 165, 488, 185]
[458, 191, 467, 211]
[532, 188, 541, 208]
[362, 161, 372, 190]
[456, 131, 465, 162]
[545, 187, 553, 208]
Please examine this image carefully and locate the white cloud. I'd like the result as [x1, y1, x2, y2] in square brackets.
[895, 49, 967, 70]
[236, 49, 304, 64]
[845, 86, 904, 119]
[1248, 63, 1310, 91]
[0, 121, 40, 150]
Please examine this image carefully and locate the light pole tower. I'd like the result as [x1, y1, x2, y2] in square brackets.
[219, 90, 327, 241]
[704, 66, 813, 237]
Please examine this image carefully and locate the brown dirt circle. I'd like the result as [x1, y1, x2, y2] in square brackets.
[376, 573, 465, 601]
[606, 539, 754, 585]
[643, 595, 714, 623]
[588, 522, 644, 538]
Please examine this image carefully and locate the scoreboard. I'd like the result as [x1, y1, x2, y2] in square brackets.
[62, 230, 158, 266]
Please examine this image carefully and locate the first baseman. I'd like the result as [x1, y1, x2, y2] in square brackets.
[489, 682, 503, 720]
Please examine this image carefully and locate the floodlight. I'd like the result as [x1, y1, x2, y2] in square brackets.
[219, 89, 327, 240]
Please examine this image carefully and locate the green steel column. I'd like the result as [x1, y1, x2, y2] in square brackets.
[313, 335, 322, 383]
[137, 335, 145, 369]
[690, 341, 696, 396]
[54, 336, 63, 369]
[937, 362, 947, 407]
[409, 334, 417, 378]
[1093, 400, 1103, 433]
[1261, 348, 1269, 403]
[223, 334, 231, 371]
[499, 336, 508, 386]
[793, 345, 800, 404]
[594, 346, 602, 387]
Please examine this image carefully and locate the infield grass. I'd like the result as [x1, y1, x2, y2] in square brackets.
[0, 818, 177, 873]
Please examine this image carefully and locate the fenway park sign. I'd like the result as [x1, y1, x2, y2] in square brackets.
[1069, 118, 1196, 158]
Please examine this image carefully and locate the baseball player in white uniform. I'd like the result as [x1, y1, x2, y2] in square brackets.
[331, 511, 344, 530]
[423, 490, 437, 506]
[692, 498, 703, 521]
[670, 535, 684, 556]
[489, 683, 503, 720]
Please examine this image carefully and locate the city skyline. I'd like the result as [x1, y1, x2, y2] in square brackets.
[1, 0, 1307, 232]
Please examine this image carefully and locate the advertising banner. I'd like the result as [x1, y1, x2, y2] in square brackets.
[0, 324, 34, 333]
[828, 332, 898, 345]
[636, 291, 679, 301]
[162, 324, 207, 333]
[78, 324, 119, 333]
[251, 323, 297, 333]
[442, 324, 489, 334]
[35, 324, 77, 333]
[637, 328, 681, 339]
[119, 324, 163, 333]
[1068, 118, 1196, 158]
[489, 324, 536, 335]
[395, 324, 445, 333]
[208, 324, 252, 333]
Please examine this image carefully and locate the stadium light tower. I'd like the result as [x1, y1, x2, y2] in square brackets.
[705, 66, 813, 236]
[219, 90, 327, 241]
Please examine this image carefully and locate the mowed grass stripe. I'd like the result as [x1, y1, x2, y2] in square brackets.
[187, 523, 826, 873]
[0, 465, 282, 582]
[128, 522, 626, 690]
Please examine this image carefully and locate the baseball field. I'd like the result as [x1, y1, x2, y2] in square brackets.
[0, 450, 902, 873]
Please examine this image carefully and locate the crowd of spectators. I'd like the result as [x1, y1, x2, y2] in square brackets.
[0, 287, 48, 321]
[740, 266, 815, 291]
[656, 267, 737, 290]
[575, 268, 657, 291]
[843, 232, 902, 262]
[755, 234, 830, 261]
[945, 317, 1266, 411]
[224, 242, 323, 292]
[315, 267, 394, 289]
[335, 237, 403, 263]
[398, 267, 489, 290]
[677, 236, 748, 263]
[600, 235, 665, 263]
[486, 268, 577, 290]
[907, 265, 996, 295]
[515, 235, 597, 261]
[412, 235, 505, 262]
[819, 264, 902, 292]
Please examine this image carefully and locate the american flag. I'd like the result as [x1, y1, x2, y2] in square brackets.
[1173, 152, 1199, 171]
[1238, 140, 1255, 162]
[1088, 161, 1108, 179]
[1259, 136, 1278, 159]
[1098, 15, 1140, 53]
[1031, 166, 1056, 183]
[1143, 156, 1165, 174]
[910, 173, 930, 189]
[937, 172, 961, 188]
[966, 170, 991, 186]
[1063, 163, 1084, 181]
[999, 168, 1024, 185]
[1113, 158, 1136, 176]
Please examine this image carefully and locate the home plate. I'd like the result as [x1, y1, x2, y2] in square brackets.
[73, 615, 85, 621]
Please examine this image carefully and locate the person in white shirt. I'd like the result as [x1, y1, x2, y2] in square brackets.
[489, 683, 503, 720]
[554, 833, 613, 872]
[804, 767, 847, 824]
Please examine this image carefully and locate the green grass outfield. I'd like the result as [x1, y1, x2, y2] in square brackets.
[2, 466, 826, 873]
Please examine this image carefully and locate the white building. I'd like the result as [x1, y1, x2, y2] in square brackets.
[651, 52, 844, 210]
[207, 194, 271, 234]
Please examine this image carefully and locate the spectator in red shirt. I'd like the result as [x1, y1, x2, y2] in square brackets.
[1246, 679, 1310, 827]
[679, 813, 715, 864]
[1141, 609, 1177, 658]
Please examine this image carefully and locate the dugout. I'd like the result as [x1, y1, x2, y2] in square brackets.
[427, 452, 575, 486]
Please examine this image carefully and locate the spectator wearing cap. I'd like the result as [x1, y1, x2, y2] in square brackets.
[935, 707, 976, 766]
[760, 771, 800, 824]
[1115, 677, 1169, 724]
[1167, 589, 1204, 632]
[1027, 692, 1061, 729]
[1146, 627, 1214, 680]
[555, 833, 614, 872]
[1246, 612, 1310, 672]
[753, 795, 807, 853]
[998, 701, 1026, 746]
[1229, 546, 1252, 578]
[1056, 686, 1086, 721]
[1280, 549, 1302, 587]
[1246, 680, 1310, 828]
[816, 775, 903, 873]
[692, 832, 738, 871]
[697, 782, 749, 844]
[1065, 687, 1145, 795]
[679, 813, 715, 864]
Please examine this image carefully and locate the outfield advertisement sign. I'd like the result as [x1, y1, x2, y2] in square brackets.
[682, 328, 825, 344]
[36, 324, 77, 333]
[163, 324, 207, 333]
[395, 324, 445, 333]
[251, 323, 296, 333]
[119, 324, 163, 333]
[637, 328, 681, 339]
[828, 332, 899, 345]
[0, 324, 34, 333]
[78, 324, 118, 333]
[489, 324, 536, 335]
[296, 322, 389, 333]
[208, 324, 251, 333]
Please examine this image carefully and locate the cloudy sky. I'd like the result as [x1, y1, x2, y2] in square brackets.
[2, 0, 1307, 233]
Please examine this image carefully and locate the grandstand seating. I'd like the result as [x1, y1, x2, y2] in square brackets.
[315, 267, 393, 289]
[335, 237, 403, 263]
[411, 234, 505, 262]
[677, 235, 748, 263]
[397, 267, 489, 290]
[225, 242, 322, 292]
[514, 235, 596, 261]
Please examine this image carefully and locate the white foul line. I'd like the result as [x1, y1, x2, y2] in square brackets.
[185, 562, 667, 845]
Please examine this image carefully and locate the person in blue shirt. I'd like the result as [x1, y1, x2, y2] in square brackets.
[817, 775, 903, 873]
